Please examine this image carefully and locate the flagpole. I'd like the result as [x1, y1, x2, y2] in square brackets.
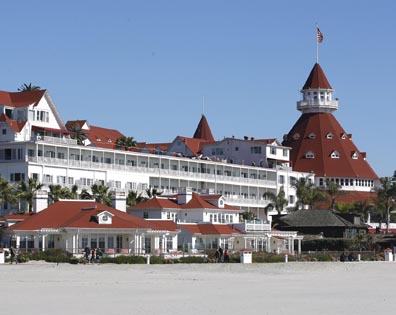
[316, 24, 319, 63]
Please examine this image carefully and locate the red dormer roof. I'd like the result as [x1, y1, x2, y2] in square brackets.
[0, 114, 26, 132]
[175, 136, 212, 156]
[283, 112, 378, 179]
[193, 114, 215, 142]
[302, 63, 332, 90]
[130, 197, 179, 210]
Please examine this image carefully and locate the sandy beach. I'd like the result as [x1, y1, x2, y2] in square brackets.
[1, 261, 395, 315]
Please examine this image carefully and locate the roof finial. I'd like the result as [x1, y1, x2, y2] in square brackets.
[202, 96, 205, 116]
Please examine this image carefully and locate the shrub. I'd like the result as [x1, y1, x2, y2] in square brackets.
[178, 256, 207, 264]
[302, 238, 355, 251]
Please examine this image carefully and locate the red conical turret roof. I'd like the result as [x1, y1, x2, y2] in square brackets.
[193, 115, 215, 142]
[282, 113, 378, 179]
[302, 63, 332, 90]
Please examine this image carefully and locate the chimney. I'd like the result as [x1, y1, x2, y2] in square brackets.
[112, 191, 127, 212]
[178, 187, 193, 205]
[33, 190, 49, 213]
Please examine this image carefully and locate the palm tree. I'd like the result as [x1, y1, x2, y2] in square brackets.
[115, 136, 137, 150]
[322, 179, 348, 210]
[374, 177, 396, 234]
[292, 176, 326, 210]
[126, 190, 147, 207]
[17, 178, 44, 213]
[0, 176, 18, 213]
[91, 184, 112, 206]
[79, 188, 93, 200]
[66, 124, 86, 145]
[145, 188, 162, 198]
[18, 83, 41, 91]
[263, 186, 288, 215]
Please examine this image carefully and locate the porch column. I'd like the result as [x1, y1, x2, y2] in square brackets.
[266, 236, 271, 253]
[41, 235, 46, 251]
[291, 237, 295, 254]
[16, 235, 21, 248]
[297, 238, 301, 255]
[34, 235, 40, 250]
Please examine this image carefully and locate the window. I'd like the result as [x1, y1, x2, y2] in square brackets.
[90, 236, 97, 249]
[107, 236, 114, 249]
[235, 147, 239, 151]
[2, 129, 6, 135]
[81, 235, 88, 249]
[326, 132, 333, 139]
[10, 173, 25, 182]
[330, 150, 340, 158]
[58, 152, 65, 159]
[289, 195, 295, 204]
[36, 110, 49, 122]
[251, 146, 262, 154]
[308, 133, 316, 139]
[292, 133, 300, 140]
[143, 212, 149, 219]
[305, 151, 315, 159]
[352, 152, 358, 159]
[279, 175, 285, 184]
[98, 235, 105, 250]
[341, 133, 347, 140]
[271, 147, 276, 155]
[283, 149, 288, 157]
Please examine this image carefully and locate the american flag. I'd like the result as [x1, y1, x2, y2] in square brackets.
[317, 27, 324, 43]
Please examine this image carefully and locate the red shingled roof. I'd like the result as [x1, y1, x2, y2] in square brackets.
[302, 63, 332, 90]
[5, 201, 155, 231]
[0, 90, 46, 108]
[0, 114, 26, 132]
[179, 223, 241, 235]
[193, 114, 215, 142]
[283, 112, 378, 179]
[129, 193, 239, 211]
[83, 125, 125, 149]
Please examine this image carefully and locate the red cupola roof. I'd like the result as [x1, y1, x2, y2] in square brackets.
[302, 63, 332, 90]
[193, 114, 215, 142]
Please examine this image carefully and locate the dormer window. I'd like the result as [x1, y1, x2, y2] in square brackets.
[326, 132, 333, 139]
[96, 211, 114, 224]
[330, 150, 340, 158]
[96, 138, 102, 142]
[292, 133, 300, 140]
[308, 133, 316, 139]
[341, 133, 347, 140]
[352, 152, 358, 159]
[305, 151, 315, 159]
[107, 139, 112, 143]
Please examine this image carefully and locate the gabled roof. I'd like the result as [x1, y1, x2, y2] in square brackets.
[277, 209, 354, 228]
[0, 90, 46, 108]
[179, 223, 241, 235]
[0, 114, 27, 132]
[146, 220, 180, 232]
[174, 136, 212, 156]
[65, 120, 89, 130]
[128, 193, 238, 211]
[282, 113, 378, 179]
[193, 114, 215, 142]
[302, 63, 332, 90]
[83, 125, 125, 149]
[5, 201, 154, 231]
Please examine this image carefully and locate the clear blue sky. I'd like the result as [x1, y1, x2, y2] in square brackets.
[1, 1, 395, 177]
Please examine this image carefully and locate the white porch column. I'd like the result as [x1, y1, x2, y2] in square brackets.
[297, 238, 301, 255]
[34, 235, 40, 249]
[266, 236, 271, 253]
[291, 238, 295, 254]
[16, 236, 20, 249]
[41, 235, 46, 251]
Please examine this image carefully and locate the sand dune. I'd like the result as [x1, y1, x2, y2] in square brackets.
[1, 261, 395, 315]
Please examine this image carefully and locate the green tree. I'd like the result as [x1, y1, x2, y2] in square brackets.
[374, 177, 396, 234]
[18, 83, 41, 91]
[263, 186, 288, 215]
[322, 179, 348, 210]
[17, 178, 44, 213]
[66, 123, 86, 145]
[292, 176, 326, 210]
[79, 188, 93, 200]
[126, 190, 147, 207]
[115, 136, 137, 150]
[0, 176, 18, 213]
[91, 184, 112, 206]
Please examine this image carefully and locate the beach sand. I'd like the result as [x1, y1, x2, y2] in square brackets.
[1, 261, 395, 315]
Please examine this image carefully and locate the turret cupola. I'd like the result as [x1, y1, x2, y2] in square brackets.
[297, 63, 338, 114]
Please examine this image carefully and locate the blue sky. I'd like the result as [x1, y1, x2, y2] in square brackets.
[1, 1, 395, 177]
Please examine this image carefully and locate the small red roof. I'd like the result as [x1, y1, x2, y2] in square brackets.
[193, 115, 215, 142]
[0, 114, 26, 132]
[0, 90, 46, 108]
[302, 63, 332, 90]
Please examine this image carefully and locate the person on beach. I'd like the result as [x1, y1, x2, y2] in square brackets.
[84, 246, 90, 262]
[10, 246, 18, 264]
[215, 246, 223, 263]
[224, 249, 230, 263]
[90, 248, 96, 264]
